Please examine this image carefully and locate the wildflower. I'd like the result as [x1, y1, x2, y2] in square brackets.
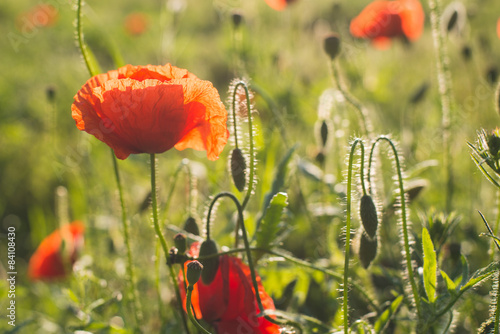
[72, 64, 229, 160]
[17, 4, 58, 33]
[124, 12, 148, 36]
[350, 0, 424, 49]
[179, 242, 280, 334]
[264, 0, 296, 11]
[497, 18, 500, 39]
[28, 221, 85, 281]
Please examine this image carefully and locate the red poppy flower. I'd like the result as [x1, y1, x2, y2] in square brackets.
[124, 12, 149, 36]
[350, 0, 424, 49]
[72, 64, 229, 161]
[264, 0, 296, 11]
[497, 18, 500, 40]
[16, 4, 58, 33]
[28, 221, 85, 281]
[179, 243, 280, 334]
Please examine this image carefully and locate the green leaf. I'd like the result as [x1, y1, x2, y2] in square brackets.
[254, 192, 288, 262]
[440, 270, 456, 294]
[462, 261, 500, 290]
[374, 295, 403, 333]
[458, 255, 469, 288]
[422, 227, 437, 303]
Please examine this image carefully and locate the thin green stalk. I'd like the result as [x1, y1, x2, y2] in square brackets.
[495, 272, 500, 334]
[343, 139, 364, 333]
[76, 0, 100, 77]
[428, 0, 453, 212]
[330, 61, 371, 138]
[150, 154, 190, 334]
[111, 151, 143, 327]
[186, 286, 212, 334]
[368, 136, 421, 319]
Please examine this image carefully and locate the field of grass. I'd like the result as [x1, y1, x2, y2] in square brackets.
[2, 0, 500, 333]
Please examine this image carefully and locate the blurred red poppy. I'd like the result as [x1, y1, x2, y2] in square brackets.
[497, 18, 500, 39]
[350, 0, 424, 49]
[179, 243, 280, 334]
[124, 12, 149, 36]
[28, 221, 85, 281]
[72, 64, 229, 161]
[264, 0, 296, 11]
[16, 4, 58, 33]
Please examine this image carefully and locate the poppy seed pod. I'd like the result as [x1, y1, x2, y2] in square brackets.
[183, 216, 200, 236]
[174, 233, 187, 254]
[198, 239, 219, 284]
[323, 34, 341, 60]
[186, 260, 204, 286]
[359, 231, 378, 269]
[230, 148, 247, 192]
[360, 194, 379, 239]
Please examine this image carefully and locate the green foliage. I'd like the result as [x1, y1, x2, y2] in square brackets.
[422, 227, 437, 303]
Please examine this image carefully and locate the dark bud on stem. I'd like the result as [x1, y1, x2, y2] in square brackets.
[174, 233, 187, 255]
[461, 44, 472, 62]
[488, 132, 500, 158]
[323, 33, 341, 60]
[446, 10, 458, 32]
[360, 194, 379, 239]
[315, 151, 325, 165]
[496, 82, 500, 118]
[320, 120, 329, 148]
[409, 82, 429, 105]
[186, 261, 204, 286]
[168, 247, 178, 265]
[183, 216, 200, 236]
[46, 85, 56, 102]
[359, 231, 377, 269]
[486, 66, 498, 86]
[230, 148, 247, 192]
[198, 239, 219, 284]
[231, 11, 243, 28]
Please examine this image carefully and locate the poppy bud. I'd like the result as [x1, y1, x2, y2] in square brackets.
[360, 194, 379, 239]
[486, 66, 498, 86]
[46, 85, 56, 102]
[409, 82, 429, 105]
[461, 44, 472, 62]
[323, 33, 341, 60]
[174, 233, 187, 255]
[231, 11, 243, 28]
[186, 260, 204, 286]
[445, 10, 458, 32]
[230, 148, 247, 192]
[315, 151, 325, 165]
[359, 231, 377, 269]
[315, 119, 329, 148]
[168, 247, 178, 265]
[183, 216, 200, 236]
[198, 239, 219, 284]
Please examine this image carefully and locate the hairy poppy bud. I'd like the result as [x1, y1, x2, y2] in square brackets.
[168, 247, 178, 265]
[46, 85, 56, 102]
[359, 231, 377, 269]
[198, 239, 219, 284]
[183, 216, 200, 236]
[360, 194, 379, 239]
[186, 260, 204, 286]
[230, 148, 247, 192]
[174, 233, 187, 255]
[461, 44, 472, 62]
[231, 11, 243, 28]
[323, 33, 341, 60]
[315, 151, 325, 165]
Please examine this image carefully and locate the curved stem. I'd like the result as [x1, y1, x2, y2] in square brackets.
[186, 286, 212, 334]
[368, 136, 421, 319]
[111, 152, 143, 326]
[343, 139, 364, 333]
[330, 60, 371, 138]
[150, 154, 190, 334]
[76, 0, 99, 77]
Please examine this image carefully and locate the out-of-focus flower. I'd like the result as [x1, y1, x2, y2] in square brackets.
[16, 4, 58, 33]
[264, 0, 296, 11]
[179, 242, 281, 334]
[124, 12, 149, 36]
[28, 222, 85, 281]
[72, 64, 229, 161]
[350, 0, 424, 49]
[497, 18, 500, 39]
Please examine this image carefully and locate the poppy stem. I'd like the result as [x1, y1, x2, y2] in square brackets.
[343, 138, 364, 333]
[329, 60, 371, 138]
[231, 81, 256, 248]
[150, 154, 191, 334]
[428, 0, 454, 212]
[111, 152, 143, 327]
[75, 0, 101, 77]
[367, 136, 422, 319]
[186, 286, 213, 334]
